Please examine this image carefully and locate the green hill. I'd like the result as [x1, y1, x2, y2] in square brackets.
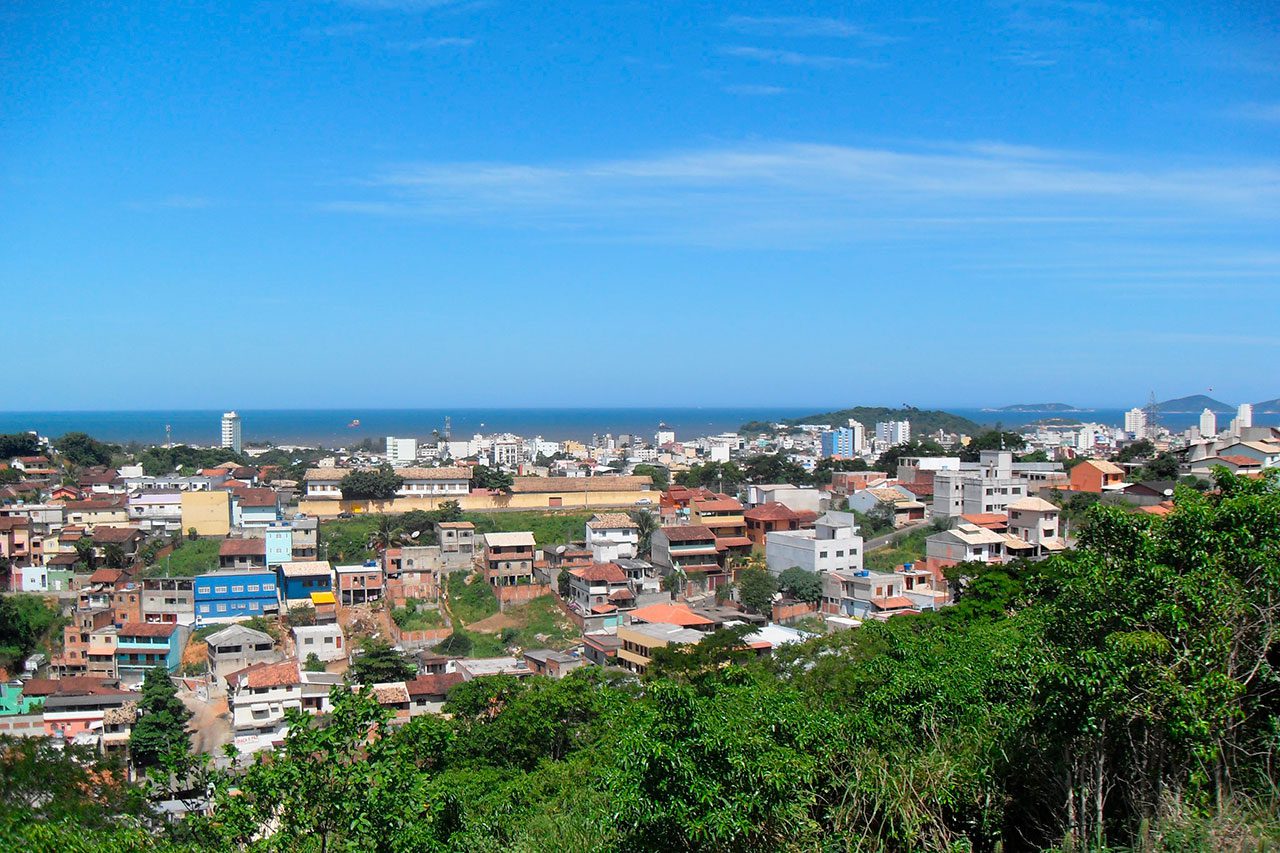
[991, 403, 1081, 413]
[743, 406, 981, 436]
[1155, 394, 1233, 413]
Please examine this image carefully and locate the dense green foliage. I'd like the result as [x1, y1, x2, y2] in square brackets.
[129, 667, 193, 771]
[54, 431, 116, 468]
[339, 465, 404, 500]
[7, 471, 1280, 852]
[736, 566, 777, 613]
[0, 594, 62, 671]
[0, 432, 40, 458]
[957, 429, 1026, 461]
[136, 445, 246, 476]
[674, 461, 743, 491]
[348, 638, 416, 684]
[470, 465, 513, 492]
[631, 463, 669, 490]
[777, 566, 823, 603]
[445, 572, 500, 624]
[743, 406, 981, 437]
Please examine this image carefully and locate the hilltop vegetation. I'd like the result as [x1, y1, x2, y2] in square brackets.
[1155, 394, 1233, 412]
[742, 405, 981, 436]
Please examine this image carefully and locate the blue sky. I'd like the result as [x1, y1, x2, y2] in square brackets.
[2, 0, 1277, 410]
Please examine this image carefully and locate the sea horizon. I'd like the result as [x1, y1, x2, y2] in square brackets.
[2, 405, 1276, 447]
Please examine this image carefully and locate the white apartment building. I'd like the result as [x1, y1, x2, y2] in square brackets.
[228, 660, 343, 754]
[1006, 496, 1067, 558]
[491, 437, 522, 468]
[222, 411, 242, 454]
[1236, 403, 1253, 432]
[932, 451, 1027, 518]
[584, 512, 639, 562]
[1199, 409, 1217, 438]
[302, 467, 471, 499]
[875, 420, 911, 447]
[656, 425, 675, 446]
[386, 436, 418, 467]
[293, 624, 347, 663]
[765, 511, 863, 575]
[1124, 407, 1147, 439]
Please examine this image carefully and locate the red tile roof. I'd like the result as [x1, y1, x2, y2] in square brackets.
[119, 622, 179, 639]
[219, 538, 267, 557]
[744, 503, 800, 522]
[659, 525, 716, 543]
[691, 496, 744, 512]
[237, 660, 301, 689]
[233, 488, 279, 508]
[1218, 455, 1261, 467]
[629, 602, 715, 627]
[569, 563, 628, 583]
[405, 672, 463, 697]
[88, 568, 123, 585]
[871, 596, 916, 610]
[91, 526, 143, 544]
[960, 513, 1008, 529]
[591, 603, 618, 614]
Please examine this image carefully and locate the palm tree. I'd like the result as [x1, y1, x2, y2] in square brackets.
[367, 516, 402, 554]
[629, 509, 659, 558]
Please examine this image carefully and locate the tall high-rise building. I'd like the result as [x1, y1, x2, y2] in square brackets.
[820, 427, 863, 458]
[1199, 408, 1217, 438]
[1237, 403, 1253, 430]
[1124, 407, 1147, 439]
[846, 419, 866, 453]
[656, 424, 675, 446]
[875, 420, 911, 447]
[386, 436, 418, 467]
[221, 411, 242, 454]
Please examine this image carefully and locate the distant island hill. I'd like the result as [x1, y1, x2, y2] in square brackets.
[740, 406, 981, 435]
[984, 403, 1087, 413]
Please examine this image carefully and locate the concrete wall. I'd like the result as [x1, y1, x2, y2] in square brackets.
[494, 583, 551, 611]
[181, 491, 232, 537]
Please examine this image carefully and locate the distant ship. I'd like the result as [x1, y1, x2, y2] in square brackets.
[347, 419, 361, 428]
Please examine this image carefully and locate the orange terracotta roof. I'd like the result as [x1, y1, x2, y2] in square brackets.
[1218, 455, 1261, 467]
[744, 503, 800, 522]
[629, 602, 715, 627]
[871, 596, 916, 610]
[219, 538, 266, 557]
[658, 525, 716, 543]
[960, 513, 1007, 529]
[238, 660, 301, 689]
[570, 563, 628, 583]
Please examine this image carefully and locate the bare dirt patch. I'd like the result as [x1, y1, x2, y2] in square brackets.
[467, 611, 519, 634]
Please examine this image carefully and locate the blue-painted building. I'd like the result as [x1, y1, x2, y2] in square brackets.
[265, 523, 293, 566]
[820, 427, 860, 459]
[194, 570, 281, 624]
[278, 561, 333, 605]
[113, 622, 190, 681]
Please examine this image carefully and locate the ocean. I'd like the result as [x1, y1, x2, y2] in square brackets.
[0, 407, 1273, 447]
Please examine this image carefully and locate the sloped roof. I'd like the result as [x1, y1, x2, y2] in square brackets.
[219, 538, 266, 557]
[871, 596, 916, 610]
[629, 602, 714, 627]
[483, 531, 536, 548]
[205, 624, 274, 648]
[237, 659, 301, 689]
[657, 524, 716, 543]
[405, 672, 463, 697]
[1081, 459, 1124, 475]
[91, 526, 142, 544]
[570, 563, 628, 583]
[744, 502, 800, 522]
[279, 560, 331, 577]
[586, 512, 638, 530]
[1007, 496, 1060, 512]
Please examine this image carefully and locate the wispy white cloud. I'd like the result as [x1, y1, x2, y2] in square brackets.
[1142, 332, 1280, 347]
[331, 0, 473, 10]
[1229, 102, 1280, 122]
[1007, 48, 1059, 67]
[723, 84, 789, 96]
[388, 36, 475, 50]
[127, 195, 216, 211]
[321, 141, 1280, 247]
[720, 46, 883, 69]
[723, 15, 896, 45]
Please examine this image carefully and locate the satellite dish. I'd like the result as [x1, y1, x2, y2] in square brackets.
[410, 530, 420, 539]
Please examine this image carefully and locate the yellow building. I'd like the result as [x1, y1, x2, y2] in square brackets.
[616, 621, 708, 675]
[297, 475, 655, 518]
[181, 491, 232, 537]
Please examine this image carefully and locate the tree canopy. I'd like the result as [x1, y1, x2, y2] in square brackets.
[54, 431, 115, 468]
[339, 465, 404, 500]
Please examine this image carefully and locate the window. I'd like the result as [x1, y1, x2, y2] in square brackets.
[199, 605, 210, 614]
[232, 585, 245, 594]
[263, 583, 275, 591]
[216, 604, 227, 612]
[214, 585, 228, 594]
[247, 584, 259, 592]
[304, 638, 314, 645]
[819, 551, 828, 559]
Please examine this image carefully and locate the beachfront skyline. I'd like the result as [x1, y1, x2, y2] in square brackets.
[3, 1, 1277, 409]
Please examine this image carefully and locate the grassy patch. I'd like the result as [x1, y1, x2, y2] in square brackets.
[447, 572, 499, 625]
[192, 615, 281, 642]
[864, 527, 931, 572]
[143, 538, 222, 578]
[460, 511, 593, 548]
[320, 515, 383, 563]
[391, 599, 446, 631]
[504, 595, 579, 650]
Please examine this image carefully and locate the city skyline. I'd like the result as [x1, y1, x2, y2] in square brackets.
[2, 1, 1277, 408]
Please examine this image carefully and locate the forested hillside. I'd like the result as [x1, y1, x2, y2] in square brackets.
[3, 471, 1279, 852]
